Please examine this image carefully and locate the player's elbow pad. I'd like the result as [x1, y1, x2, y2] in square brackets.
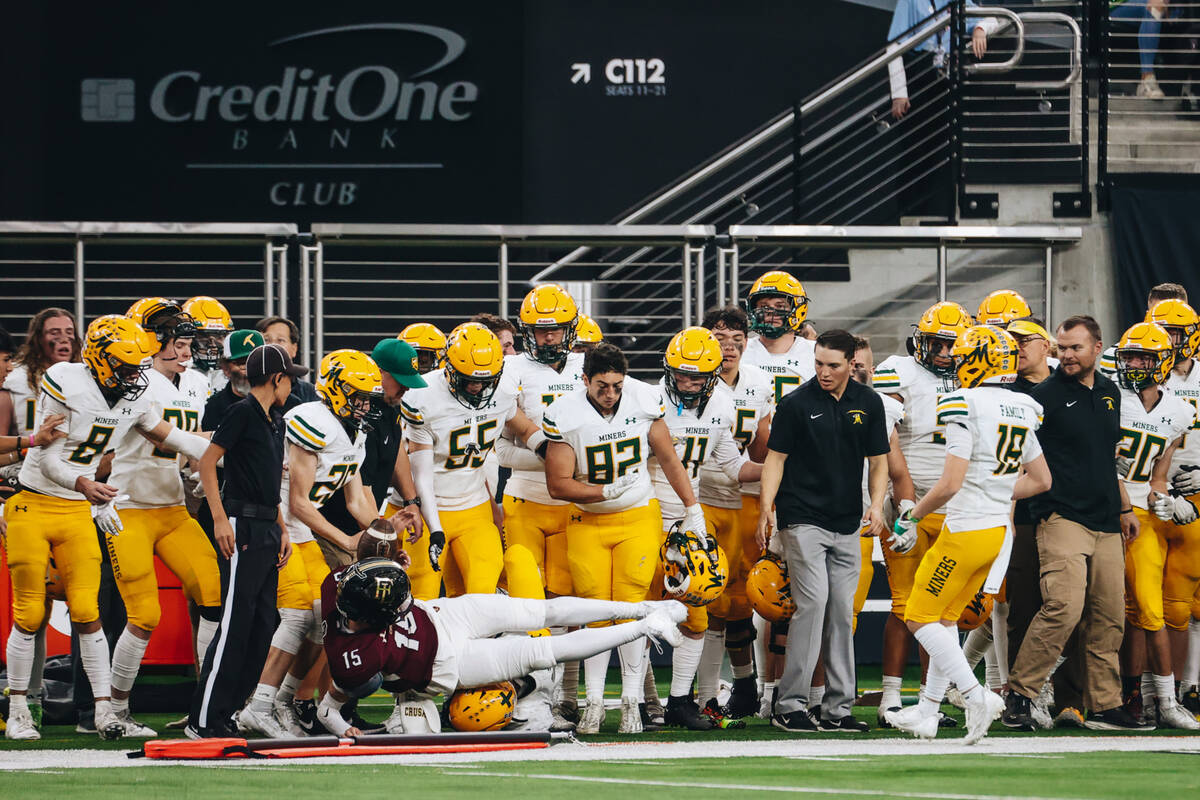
[163, 428, 209, 461]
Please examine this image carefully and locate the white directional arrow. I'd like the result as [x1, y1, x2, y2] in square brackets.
[570, 63, 591, 84]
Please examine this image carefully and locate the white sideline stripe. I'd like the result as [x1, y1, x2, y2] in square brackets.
[198, 522, 240, 727]
[463, 771, 1088, 800]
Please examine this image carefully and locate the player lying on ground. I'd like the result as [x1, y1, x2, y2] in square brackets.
[315, 557, 689, 736]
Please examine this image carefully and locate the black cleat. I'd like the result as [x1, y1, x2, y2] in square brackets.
[817, 714, 870, 733]
[1001, 692, 1035, 731]
[639, 701, 665, 731]
[725, 677, 759, 719]
[771, 709, 819, 732]
[1084, 706, 1155, 731]
[937, 711, 959, 728]
[702, 698, 746, 729]
[1182, 687, 1200, 714]
[665, 695, 715, 730]
[293, 699, 323, 735]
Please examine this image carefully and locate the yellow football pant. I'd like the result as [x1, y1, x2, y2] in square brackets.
[566, 500, 661, 620]
[882, 511, 945, 618]
[703, 501, 758, 622]
[1125, 508, 1177, 631]
[388, 500, 503, 600]
[905, 523, 1005, 626]
[276, 539, 332, 611]
[1163, 498, 1200, 630]
[502, 495, 573, 596]
[3, 491, 100, 629]
[853, 535, 875, 634]
[106, 506, 221, 630]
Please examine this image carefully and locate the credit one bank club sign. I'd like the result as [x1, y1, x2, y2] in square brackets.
[80, 24, 480, 208]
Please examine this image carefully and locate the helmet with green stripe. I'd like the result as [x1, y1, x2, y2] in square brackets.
[316, 349, 385, 432]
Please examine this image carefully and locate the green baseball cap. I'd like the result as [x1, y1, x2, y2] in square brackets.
[372, 338, 428, 389]
[223, 329, 265, 361]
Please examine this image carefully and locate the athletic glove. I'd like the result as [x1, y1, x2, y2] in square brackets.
[887, 509, 918, 554]
[1172, 494, 1200, 525]
[1152, 491, 1175, 522]
[1172, 465, 1200, 495]
[428, 530, 446, 572]
[1115, 455, 1134, 479]
[601, 471, 641, 501]
[92, 494, 129, 537]
[683, 504, 708, 535]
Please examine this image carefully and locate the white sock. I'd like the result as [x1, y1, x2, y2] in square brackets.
[617, 639, 646, 701]
[583, 650, 610, 702]
[1153, 673, 1178, 708]
[561, 659, 580, 706]
[78, 629, 113, 700]
[912, 623, 981, 705]
[752, 613, 769, 695]
[962, 625, 992, 670]
[110, 629, 150, 694]
[28, 628, 46, 699]
[984, 646, 1003, 692]
[669, 636, 703, 698]
[881, 674, 903, 710]
[8, 693, 29, 714]
[732, 660, 754, 679]
[544, 596, 646, 627]
[249, 682, 278, 713]
[919, 662, 949, 717]
[696, 630, 725, 706]
[808, 684, 826, 709]
[1142, 671, 1154, 702]
[4, 627, 36, 692]
[1184, 619, 1200, 689]
[196, 618, 218, 666]
[992, 602, 1010, 685]
[111, 696, 130, 715]
[278, 672, 302, 705]
[643, 654, 661, 706]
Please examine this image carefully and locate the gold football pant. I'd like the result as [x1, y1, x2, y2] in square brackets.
[277, 539, 332, 611]
[502, 495, 573, 596]
[853, 535, 875, 634]
[1163, 499, 1200, 630]
[106, 506, 221, 630]
[1123, 507, 1199, 631]
[905, 523, 1005, 626]
[882, 511, 945, 619]
[566, 500, 661, 620]
[703, 500, 758, 622]
[3, 491, 101, 629]
[388, 500, 504, 600]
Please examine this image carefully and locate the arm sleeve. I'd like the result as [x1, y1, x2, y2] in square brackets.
[713, 426, 750, 482]
[162, 427, 209, 461]
[409, 447, 444, 532]
[944, 418, 974, 459]
[495, 432, 545, 472]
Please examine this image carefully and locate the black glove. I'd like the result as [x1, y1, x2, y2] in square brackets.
[428, 530, 446, 571]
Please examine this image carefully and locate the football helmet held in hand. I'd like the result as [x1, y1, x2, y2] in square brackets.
[660, 520, 728, 607]
[746, 553, 796, 622]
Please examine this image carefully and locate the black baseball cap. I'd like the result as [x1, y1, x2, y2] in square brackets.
[246, 343, 308, 380]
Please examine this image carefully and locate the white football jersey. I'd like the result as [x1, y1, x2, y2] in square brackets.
[699, 362, 775, 507]
[859, 391, 906, 519]
[937, 387, 1044, 530]
[3, 365, 38, 438]
[110, 368, 208, 509]
[542, 376, 664, 515]
[498, 351, 585, 506]
[874, 355, 958, 504]
[20, 362, 160, 501]
[400, 370, 517, 512]
[1118, 387, 1195, 509]
[743, 335, 815, 404]
[650, 380, 747, 524]
[1165, 360, 1200, 474]
[282, 401, 368, 544]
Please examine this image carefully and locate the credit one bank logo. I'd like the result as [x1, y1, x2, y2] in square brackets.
[80, 23, 478, 124]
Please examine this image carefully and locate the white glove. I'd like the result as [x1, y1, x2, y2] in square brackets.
[92, 494, 129, 536]
[683, 504, 708, 536]
[887, 510, 918, 554]
[1115, 455, 1134, 479]
[1172, 494, 1200, 525]
[1172, 465, 1200, 495]
[896, 498, 916, 520]
[601, 471, 641, 501]
[1152, 491, 1175, 522]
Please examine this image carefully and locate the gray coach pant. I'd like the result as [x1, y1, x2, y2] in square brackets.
[774, 523, 861, 719]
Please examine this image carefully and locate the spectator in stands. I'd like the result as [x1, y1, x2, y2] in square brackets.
[799, 321, 819, 341]
[256, 316, 318, 402]
[1111, 0, 1181, 100]
[471, 312, 518, 355]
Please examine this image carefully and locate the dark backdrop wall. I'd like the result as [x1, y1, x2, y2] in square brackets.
[1111, 183, 1200, 330]
[1, 0, 891, 224]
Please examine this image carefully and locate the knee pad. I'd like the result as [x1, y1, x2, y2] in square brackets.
[504, 545, 545, 600]
[1164, 598, 1192, 631]
[768, 621, 789, 655]
[273, 607, 312, 655]
[119, 574, 163, 631]
[725, 617, 756, 650]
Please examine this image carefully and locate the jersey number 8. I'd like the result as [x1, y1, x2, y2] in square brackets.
[585, 437, 641, 484]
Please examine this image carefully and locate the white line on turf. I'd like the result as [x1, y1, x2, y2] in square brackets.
[463, 771, 1089, 800]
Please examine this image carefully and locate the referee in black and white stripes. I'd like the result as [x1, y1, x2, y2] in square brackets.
[188, 344, 308, 738]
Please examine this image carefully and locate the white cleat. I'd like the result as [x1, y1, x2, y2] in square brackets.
[576, 696, 605, 734]
[115, 709, 157, 737]
[884, 704, 939, 740]
[4, 704, 40, 740]
[945, 686, 967, 710]
[618, 696, 643, 734]
[1158, 702, 1200, 731]
[641, 609, 685, 648]
[383, 696, 406, 735]
[964, 691, 1005, 745]
[274, 700, 306, 737]
[238, 705, 291, 739]
[94, 704, 125, 741]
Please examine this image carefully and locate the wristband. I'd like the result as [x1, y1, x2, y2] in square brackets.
[401, 497, 422, 508]
[28, 434, 35, 449]
[1120, 508, 1133, 515]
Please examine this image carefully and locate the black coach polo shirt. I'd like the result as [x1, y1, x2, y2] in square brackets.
[767, 377, 890, 534]
[213, 395, 285, 510]
[1027, 366, 1123, 533]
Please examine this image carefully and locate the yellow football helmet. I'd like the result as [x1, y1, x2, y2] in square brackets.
[746, 553, 796, 623]
[127, 296, 196, 343]
[660, 520, 728, 607]
[316, 349, 386, 431]
[951, 324, 1019, 389]
[1146, 298, 1200, 362]
[663, 327, 722, 409]
[182, 296, 233, 369]
[445, 322, 505, 409]
[913, 301, 974, 378]
[958, 589, 994, 631]
[519, 284, 578, 365]
[745, 271, 808, 337]
[573, 315, 603, 353]
[975, 290, 1032, 326]
[399, 322, 448, 373]
[447, 682, 516, 731]
[82, 315, 160, 400]
[1115, 322, 1175, 391]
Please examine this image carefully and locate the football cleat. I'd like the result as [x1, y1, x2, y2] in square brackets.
[640, 701, 665, 731]
[663, 327, 723, 409]
[4, 704, 40, 740]
[1181, 686, 1200, 714]
[293, 698, 323, 735]
[745, 271, 809, 337]
[726, 676, 759, 719]
[976, 289, 1032, 326]
[951, 325, 1019, 388]
[399, 322, 448, 373]
[315, 349, 385, 432]
[577, 697, 605, 734]
[1084, 706, 1155, 731]
[94, 705, 125, 741]
[702, 697, 746, 729]
[877, 704, 901, 728]
[1054, 706, 1086, 728]
[664, 695, 714, 731]
[885, 705, 938, 740]
[964, 691, 1005, 745]
[618, 697, 643, 734]
[1001, 692, 1035, 731]
[1158, 702, 1200, 731]
[444, 322, 505, 409]
[1146, 298, 1200, 361]
[274, 699, 306, 737]
[553, 699, 580, 725]
[238, 705, 292, 738]
[1115, 322, 1175, 391]
[912, 301, 974, 379]
[519, 284, 579, 364]
[114, 709, 157, 738]
[937, 711, 959, 729]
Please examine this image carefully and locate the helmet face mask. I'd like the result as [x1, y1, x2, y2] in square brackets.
[521, 322, 576, 365]
[519, 284, 578, 365]
[664, 367, 718, 409]
[192, 333, 224, 370]
[317, 350, 386, 432]
[914, 302, 974, 379]
[446, 369, 502, 409]
[444, 323, 504, 410]
[660, 521, 728, 607]
[663, 327, 723, 409]
[1116, 322, 1175, 391]
[107, 351, 151, 400]
[334, 557, 412, 631]
[745, 271, 809, 338]
[83, 316, 159, 401]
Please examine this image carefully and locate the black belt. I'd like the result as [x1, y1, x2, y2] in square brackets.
[222, 500, 279, 521]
